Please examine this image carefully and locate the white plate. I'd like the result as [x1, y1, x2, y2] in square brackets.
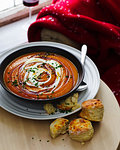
[0, 42, 100, 120]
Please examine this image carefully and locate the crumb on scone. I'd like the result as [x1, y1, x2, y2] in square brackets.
[50, 118, 69, 138]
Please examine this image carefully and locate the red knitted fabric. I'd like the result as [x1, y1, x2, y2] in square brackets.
[28, 0, 120, 104]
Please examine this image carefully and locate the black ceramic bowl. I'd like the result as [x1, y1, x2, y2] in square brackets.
[0, 42, 84, 102]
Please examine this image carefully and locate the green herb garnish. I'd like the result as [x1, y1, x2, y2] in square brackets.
[23, 81, 26, 85]
[33, 67, 38, 70]
[47, 75, 50, 78]
[27, 69, 35, 73]
[42, 63, 46, 66]
[37, 95, 39, 99]
[40, 93, 43, 95]
[35, 82, 38, 87]
[59, 109, 72, 113]
[26, 78, 29, 82]
[31, 70, 35, 73]
[12, 79, 18, 86]
[55, 65, 63, 69]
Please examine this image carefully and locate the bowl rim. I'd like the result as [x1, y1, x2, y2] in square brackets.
[0, 42, 85, 102]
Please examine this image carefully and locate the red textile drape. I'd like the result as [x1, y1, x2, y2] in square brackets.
[28, 0, 120, 104]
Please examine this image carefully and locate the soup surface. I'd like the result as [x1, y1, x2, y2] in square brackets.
[4, 52, 78, 100]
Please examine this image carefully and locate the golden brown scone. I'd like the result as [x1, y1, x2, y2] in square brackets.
[68, 118, 94, 142]
[79, 99, 104, 121]
[57, 93, 80, 111]
[44, 103, 56, 115]
[50, 118, 69, 138]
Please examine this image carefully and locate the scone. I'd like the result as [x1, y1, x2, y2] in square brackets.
[57, 93, 80, 111]
[44, 103, 56, 115]
[68, 118, 94, 142]
[79, 99, 104, 121]
[50, 118, 69, 138]
[41, 28, 80, 49]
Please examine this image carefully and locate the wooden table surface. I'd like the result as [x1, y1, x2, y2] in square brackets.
[0, 80, 120, 150]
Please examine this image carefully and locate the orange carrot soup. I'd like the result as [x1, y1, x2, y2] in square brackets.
[4, 52, 78, 100]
